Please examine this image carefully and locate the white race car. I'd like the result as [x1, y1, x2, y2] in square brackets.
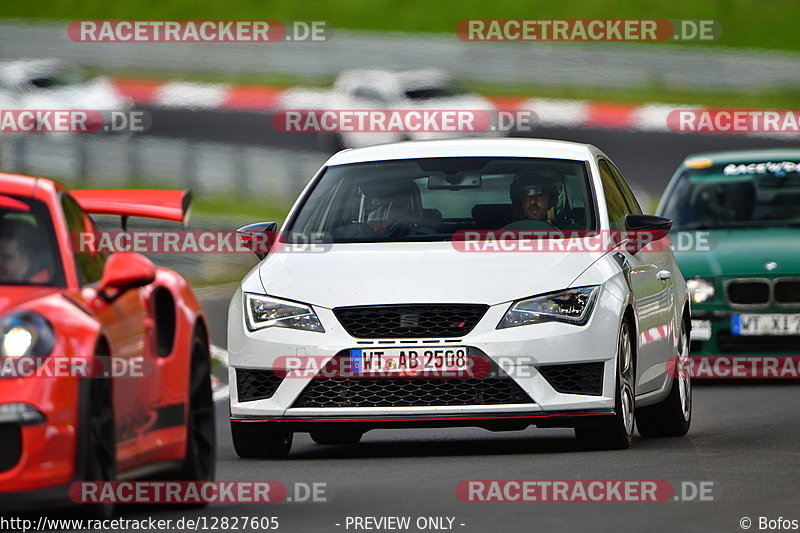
[228, 138, 691, 456]
[0, 59, 131, 132]
[282, 69, 499, 149]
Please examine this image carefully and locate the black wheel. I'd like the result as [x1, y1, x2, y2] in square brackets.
[231, 422, 293, 458]
[635, 319, 692, 437]
[575, 320, 635, 450]
[310, 430, 363, 445]
[178, 331, 217, 482]
[83, 357, 116, 518]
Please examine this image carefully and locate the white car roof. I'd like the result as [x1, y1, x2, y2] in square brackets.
[334, 68, 452, 91]
[0, 59, 66, 84]
[325, 138, 597, 166]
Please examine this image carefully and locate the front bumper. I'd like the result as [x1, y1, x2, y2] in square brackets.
[228, 287, 626, 427]
[0, 375, 80, 498]
[691, 310, 800, 357]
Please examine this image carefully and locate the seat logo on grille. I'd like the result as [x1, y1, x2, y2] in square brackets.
[399, 313, 420, 328]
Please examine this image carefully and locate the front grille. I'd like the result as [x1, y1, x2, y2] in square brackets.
[775, 280, 800, 305]
[0, 423, 22, 473]
[717, 331, 800, 353]
[334, 304, 488, 339]
[727, 280, 770, 306]
[236, 369, 283, 402]
[292, 353, 532, 408]
[537, 363, 605, 395]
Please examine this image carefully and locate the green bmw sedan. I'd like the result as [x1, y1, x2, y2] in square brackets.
[658, 148, 800, 365]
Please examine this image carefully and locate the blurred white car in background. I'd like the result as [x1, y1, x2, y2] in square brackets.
[0, 59, 131, 132]
[281, 68, 499, 149]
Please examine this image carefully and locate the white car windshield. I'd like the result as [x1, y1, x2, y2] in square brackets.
[287, 157, 596, 243]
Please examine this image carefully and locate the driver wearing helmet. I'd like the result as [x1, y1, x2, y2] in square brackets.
[504, 171, 573, 229]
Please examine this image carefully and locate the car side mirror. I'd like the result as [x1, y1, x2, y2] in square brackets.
[624, 214, 673, 253]
[98, 252, 156, 302]
[237, 222, 278, 260]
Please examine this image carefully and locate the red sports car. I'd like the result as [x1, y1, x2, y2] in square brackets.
[0, 173, 215, 512]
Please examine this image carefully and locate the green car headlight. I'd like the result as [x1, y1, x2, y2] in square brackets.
[497, 286, 600, 329]
[244, 293, 324, 333]
[687, 278, 715, 303]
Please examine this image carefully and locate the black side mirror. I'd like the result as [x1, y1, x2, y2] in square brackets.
[624, 215, 673, 253]
[236, 222, 278, 260]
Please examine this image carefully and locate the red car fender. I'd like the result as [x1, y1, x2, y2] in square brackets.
[147, 268, 209, 436]
[0, 292, 105, 492]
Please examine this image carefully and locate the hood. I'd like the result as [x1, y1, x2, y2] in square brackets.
[673, 228, 800, 278]
[257, 242, 601, 308]
[0, 285, 61, 316]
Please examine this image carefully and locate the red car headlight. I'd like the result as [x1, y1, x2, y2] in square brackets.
[0, 312, 55, 359]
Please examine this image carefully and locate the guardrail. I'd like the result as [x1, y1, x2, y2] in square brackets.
[0, 133, 327, 202]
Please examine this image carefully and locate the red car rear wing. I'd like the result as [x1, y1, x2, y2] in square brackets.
[71, 189, 192, 225]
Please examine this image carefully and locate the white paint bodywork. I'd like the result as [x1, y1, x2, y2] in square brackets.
[228, 138, 688, 423]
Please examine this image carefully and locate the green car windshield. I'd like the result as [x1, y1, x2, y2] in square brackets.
[661, 161, 800, 230]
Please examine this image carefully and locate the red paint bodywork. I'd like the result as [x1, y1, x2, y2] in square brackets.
[70, 189, 191, 224]
[0, 173, 207, 505]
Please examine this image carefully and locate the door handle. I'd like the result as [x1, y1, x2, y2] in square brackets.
[657, 270, 673, 281]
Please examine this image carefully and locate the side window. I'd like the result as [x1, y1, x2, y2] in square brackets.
[598, 159, 628, 231]
[609, 162, 644, 215]
[61, 193, 105, 285]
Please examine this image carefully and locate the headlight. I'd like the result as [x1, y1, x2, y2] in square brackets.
[244, 293, 325, 333]
[687, 278, 715, 303]
[497, 286, 600, 329]
[0, 312, 55, 358]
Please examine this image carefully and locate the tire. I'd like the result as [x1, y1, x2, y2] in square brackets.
[575, 320, 635, 450]
[310, 430, 363, 445]
[177, 331, 217, 482]
[635, 318, 692, 437]
[83, 358, 116, 518]
[231, 422, 293, 459]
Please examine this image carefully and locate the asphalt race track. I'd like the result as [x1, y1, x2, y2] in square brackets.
[92, 292, 798, 533]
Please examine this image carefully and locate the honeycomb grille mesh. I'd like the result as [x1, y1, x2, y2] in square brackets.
[333, 304, 488, 338]
[236, 369, 283, 402]
[292, 354, 532, 408]
[537, 362, 604, 395]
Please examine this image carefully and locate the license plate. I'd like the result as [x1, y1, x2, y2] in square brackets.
[731, 314, 800, 336]
[350, 347, 469, 375]
[691, 319, 712, 341]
